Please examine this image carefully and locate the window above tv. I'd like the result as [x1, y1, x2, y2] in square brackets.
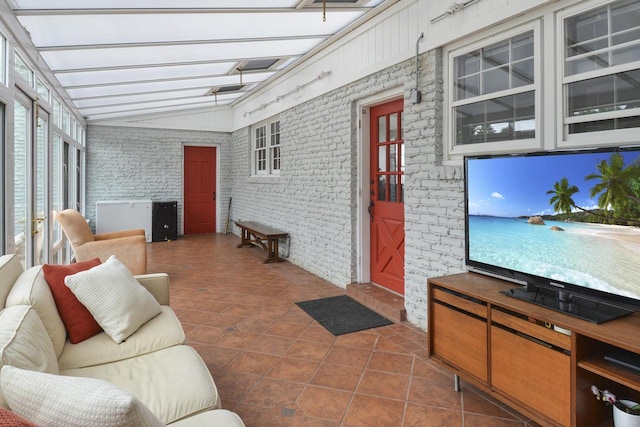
[561, 0, 640, 145]
[444, 0, 640, 160]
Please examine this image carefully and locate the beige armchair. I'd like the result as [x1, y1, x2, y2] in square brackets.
[56, 209, 147, 275]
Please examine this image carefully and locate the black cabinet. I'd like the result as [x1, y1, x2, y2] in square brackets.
[152, 201, 178, 242]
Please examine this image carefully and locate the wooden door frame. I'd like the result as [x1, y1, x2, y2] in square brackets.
[356, 88, 404, 284]
[182, 143, 221, 234]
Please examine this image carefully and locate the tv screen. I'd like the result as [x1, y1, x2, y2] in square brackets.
[465, 147, 640, 323]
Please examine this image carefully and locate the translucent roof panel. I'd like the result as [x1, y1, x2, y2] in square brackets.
[55, 62, 239, 87]
[65, 72, 276, 100]
[12, 0, 303, 9]
[40, 39, 324, 72]
[12, 1, 394, 121]
[17, 12, 363, 47]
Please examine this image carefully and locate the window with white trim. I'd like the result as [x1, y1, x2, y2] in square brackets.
[270, 121, 281, 172]
[252, 117, 281, 176]
[562, 0, 640, 138]
[451, 30, 536, 149]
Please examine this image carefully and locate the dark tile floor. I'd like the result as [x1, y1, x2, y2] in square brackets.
[147, 233, 540, 427]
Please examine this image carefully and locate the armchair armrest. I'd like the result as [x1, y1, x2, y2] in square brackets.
[94, 228, 145, 240]
[73, 235, 147, 275]
[134, 273, 170, 305]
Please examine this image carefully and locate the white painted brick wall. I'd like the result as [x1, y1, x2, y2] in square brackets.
[86, 125, 231, 234]
[229, 48, 465, 330]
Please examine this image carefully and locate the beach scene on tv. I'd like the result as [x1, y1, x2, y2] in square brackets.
[467, 150, 640, 302]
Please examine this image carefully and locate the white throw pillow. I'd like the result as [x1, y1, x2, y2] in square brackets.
[1, 365, 165, 427]
[64, 256, 161, 343]
[0, 305, 58, 375]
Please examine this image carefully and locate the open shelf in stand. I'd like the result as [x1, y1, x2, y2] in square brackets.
[578, 355, 640, 392]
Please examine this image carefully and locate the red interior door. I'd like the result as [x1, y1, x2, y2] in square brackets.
[184, 146, 216, 234]
[370, 99, 405, 294]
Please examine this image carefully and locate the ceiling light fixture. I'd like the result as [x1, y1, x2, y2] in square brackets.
[237, 67, 243, 85]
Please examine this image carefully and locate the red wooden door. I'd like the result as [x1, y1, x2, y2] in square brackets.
[184, 146, 216, 234]
[370, 99, 405, 294]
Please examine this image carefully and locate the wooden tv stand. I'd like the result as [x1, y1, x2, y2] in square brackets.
[427, 272, 640, 427]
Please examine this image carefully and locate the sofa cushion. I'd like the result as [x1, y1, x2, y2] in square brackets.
[61, 345, 220, 424]
[0, 306, 58, 375]
[65, 256, 161, 344]
[168, 409, 245, 427]
[42, 258, 103, 344]
[0, 255, 23, 309]
[6, 266, 67, 358]
[0, 305, 59, 409]
[1, 365, 164, 427]
[58, 306, 185, 371]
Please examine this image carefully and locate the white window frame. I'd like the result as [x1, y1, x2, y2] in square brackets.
[445, 21, 543, 158]
[557, 0, 640, 148]
[270, 120, 281, 175]
[251, 116, 281, 176]
[0, 31, 6, 87]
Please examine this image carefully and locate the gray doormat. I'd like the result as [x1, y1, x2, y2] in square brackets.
[296, 295, 393, 336]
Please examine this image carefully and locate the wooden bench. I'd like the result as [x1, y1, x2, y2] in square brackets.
[235, 221, 288, 263]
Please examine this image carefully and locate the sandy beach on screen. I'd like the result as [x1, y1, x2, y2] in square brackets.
[572, 222, 640, 253]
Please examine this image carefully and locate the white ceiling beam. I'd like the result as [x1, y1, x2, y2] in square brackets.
[50, 55, 298, 74]
[12, 7, 365, 15]
[36, 34, 329, 51]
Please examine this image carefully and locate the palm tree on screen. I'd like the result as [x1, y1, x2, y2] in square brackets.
[586, 153, 640, 218]
[546, 177, 579, 215]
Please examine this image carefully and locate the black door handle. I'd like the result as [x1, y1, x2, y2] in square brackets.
[368, 200, 374, 222]
[213, 192, 216, 200]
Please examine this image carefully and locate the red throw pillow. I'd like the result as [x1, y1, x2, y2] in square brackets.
[0, 407, 38, 426]
[42, 258, 103, 344]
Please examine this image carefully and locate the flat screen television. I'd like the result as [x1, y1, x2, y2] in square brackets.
[464, 146, 640, 324]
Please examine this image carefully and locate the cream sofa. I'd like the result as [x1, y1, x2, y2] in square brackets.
[0, 254, 244, 427]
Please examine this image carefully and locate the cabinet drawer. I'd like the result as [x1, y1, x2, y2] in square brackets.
[432, 301, 488, 382]
[491, 308, 571, 351]
[491, 325, 571, 426]
[432, 287, 487, 319]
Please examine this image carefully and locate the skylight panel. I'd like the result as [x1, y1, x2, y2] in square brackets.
[240, 59, 280, 71]
[207, 85, 245, 95]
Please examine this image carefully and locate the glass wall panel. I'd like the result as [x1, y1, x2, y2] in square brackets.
[52, 134, 62, 245]
[14, 53, 33, 86]
[35, 112, 47, 265]
[13, 101, 29, 266]
[36, 79, 50, 103]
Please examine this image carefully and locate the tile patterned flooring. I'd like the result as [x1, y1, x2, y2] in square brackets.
[147, 234, 541, 427]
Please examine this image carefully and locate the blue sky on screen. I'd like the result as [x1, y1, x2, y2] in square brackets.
[467, 150, 640, 218]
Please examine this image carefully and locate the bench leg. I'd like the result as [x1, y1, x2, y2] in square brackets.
[237, 228, 252, 248]
[264, 238, 283, 263]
